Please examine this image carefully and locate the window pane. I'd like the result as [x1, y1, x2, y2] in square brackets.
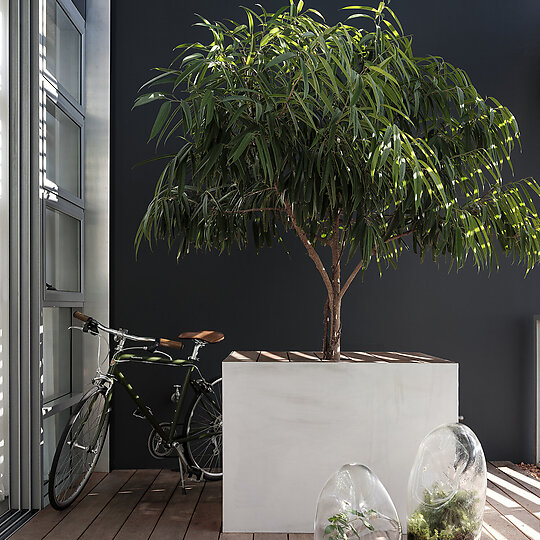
[42, 408, 71, 484]
[45, 207, 81, 293]
[46, 0, 81, 101]
[43, 308, 72, 403]
[45, 101, 80, 198]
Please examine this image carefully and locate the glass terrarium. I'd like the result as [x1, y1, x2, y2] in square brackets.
[407, 423, 487, 540]
[315, 464, 401, 540]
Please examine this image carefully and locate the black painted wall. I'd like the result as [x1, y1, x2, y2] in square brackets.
[111, 0, 540, 468]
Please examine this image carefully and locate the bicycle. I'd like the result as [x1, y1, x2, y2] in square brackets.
[48, 311, 224, 510]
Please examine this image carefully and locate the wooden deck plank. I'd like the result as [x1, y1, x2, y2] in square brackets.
[491, 462, 540, 499]
[43, 469, 136, 540]
[288, 351, 320, 362]
[224, 351, 260, 362]
[10, 472, 107, 539]
[114, 469, 180, 540]
[13, 463, 539, 540]
[79, 469, 160, 540]
[258, 351, 289, 362]
[149, 478, 205, 539]
[483, 502, 530, 540]
[184, 479, 222, 540]
[487, 463, 540, 519]
[342, 352, 380, 362]
[487, 480, 540, 540]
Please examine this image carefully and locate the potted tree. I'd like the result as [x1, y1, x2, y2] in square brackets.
[135, 1, 540, 361]
[134, 1, 540, 531]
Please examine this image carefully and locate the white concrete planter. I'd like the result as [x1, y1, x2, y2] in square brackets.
[222, 351, 458, 534]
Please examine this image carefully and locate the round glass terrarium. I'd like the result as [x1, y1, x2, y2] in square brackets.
[407, 423, 487, 540]
[315, 464, 401, 540]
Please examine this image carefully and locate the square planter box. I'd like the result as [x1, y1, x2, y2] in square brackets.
[222, 351, 458, 533]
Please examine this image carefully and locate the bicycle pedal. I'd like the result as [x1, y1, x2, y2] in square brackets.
[132, 407, 152, 419]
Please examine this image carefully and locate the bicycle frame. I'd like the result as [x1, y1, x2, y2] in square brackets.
[107, 357, 219, 447]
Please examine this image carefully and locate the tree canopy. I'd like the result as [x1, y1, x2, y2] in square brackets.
[135, 1, 540, 358]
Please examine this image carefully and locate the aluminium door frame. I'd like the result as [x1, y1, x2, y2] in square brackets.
[9, 0, 43, 514]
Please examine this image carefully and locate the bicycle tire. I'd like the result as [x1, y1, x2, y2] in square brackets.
[48, 386, 110, 509]
[184, 377, 222, 480]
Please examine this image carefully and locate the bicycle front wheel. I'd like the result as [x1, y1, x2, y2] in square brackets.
[185, 377, 222, 479]
[48, 386, 110, 509]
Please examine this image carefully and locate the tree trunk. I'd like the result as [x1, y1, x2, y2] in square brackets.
[322, 234, 342, 361]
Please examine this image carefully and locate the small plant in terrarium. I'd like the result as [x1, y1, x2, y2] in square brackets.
[325, 503, 377, 539]
[407, 424, 487, 540]
[407, 486, 482, 540]
[315, 464, 401, 540]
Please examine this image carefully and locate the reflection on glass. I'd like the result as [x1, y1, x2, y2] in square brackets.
[46, 0, 81, 101]
[43, 408, 71, 484]
[315, 464, 401, 540]
[407, 424, 487, 540]
[45, 101, 80, 197]
[45, 207, 81, 293]
[43, 308, 72, 403]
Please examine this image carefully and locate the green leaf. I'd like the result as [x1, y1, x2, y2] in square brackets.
[350, 75, 364, 105]
[265, 52, 296, 70]
[133, 92, 165, 109]
[149, 101, 172, 141]
[229, 132, 255, 164]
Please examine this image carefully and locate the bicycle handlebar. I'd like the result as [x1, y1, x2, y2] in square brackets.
[73, 311, 89, 323]
[72, 312, 184, 351]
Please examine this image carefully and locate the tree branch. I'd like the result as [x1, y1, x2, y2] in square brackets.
[283, 199, 334, 301]
[339, 258, 364, 300]
[385, 229, 414, 243]
[339, 228, 415, 300]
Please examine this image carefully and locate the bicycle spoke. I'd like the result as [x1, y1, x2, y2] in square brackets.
[49, 389, 109, 508]
[185, 379, 222, 479]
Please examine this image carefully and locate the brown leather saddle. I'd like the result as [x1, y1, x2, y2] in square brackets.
[178, 330, 224, 344]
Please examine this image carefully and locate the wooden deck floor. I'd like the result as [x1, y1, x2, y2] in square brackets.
[10, 461, 540, 539]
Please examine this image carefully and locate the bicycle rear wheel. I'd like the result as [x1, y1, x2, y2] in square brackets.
[184, 377, 222, 479]
[48, 386, 110, 509]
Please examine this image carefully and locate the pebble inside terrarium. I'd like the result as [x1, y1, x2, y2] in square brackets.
[407, 423, 487, 540]
[315, 464, 401, 540]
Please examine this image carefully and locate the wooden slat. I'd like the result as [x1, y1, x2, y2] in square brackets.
[408, 352, 452, 363]
[487, 463, 540, 519]
[369, 352, 423, 363]
[487, 480, 540, 539]
[288, 534, 314, 539]
[79, 469, 160, 540]
[253, 535, 287, 540]
[342, 352, 380, 362]
[10, 472, 107, 539]
[43, 469, 136, 540]
[491, 462, 540, 499]
[184, 480, 222, 539]
[220, 534, 254, 540]
[288, 351, 320, 362]
[114, 469, 180, 540]
[258, 351, 289, 362]
[483, 502, 530, 540]
[224, 351, 260, 362]
[149, 478, 205, 539]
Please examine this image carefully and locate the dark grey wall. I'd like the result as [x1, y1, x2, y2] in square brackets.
[72, 0, 84, 18]
[111, 0, 540, 468]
